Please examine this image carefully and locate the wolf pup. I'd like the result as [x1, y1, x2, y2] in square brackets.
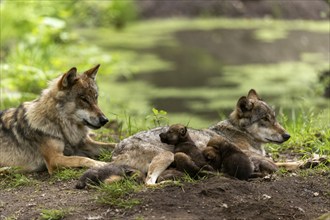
[159, 124, 214, 177]
[203, 136, 254, 180]
[76, 164, 144, 189]
[0, 64, 115, 174]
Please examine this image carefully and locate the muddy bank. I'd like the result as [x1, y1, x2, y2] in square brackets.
[137, 0, 329, 20]
[1, 172, 329, 219]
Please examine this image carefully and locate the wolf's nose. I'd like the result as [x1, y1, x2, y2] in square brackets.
[99, 116, 109, 126]
[282, 133, 291, 141]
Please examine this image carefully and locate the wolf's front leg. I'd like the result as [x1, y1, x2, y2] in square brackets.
[40, 139, 108, 174]
[146, 151, 174, 185]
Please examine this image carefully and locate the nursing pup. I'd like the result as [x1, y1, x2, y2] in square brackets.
[203, 136, 253, 180]
[159, 124, 214, 178]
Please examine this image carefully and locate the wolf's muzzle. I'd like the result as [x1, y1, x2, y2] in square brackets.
[99, 116, 109, 126]
[282, 133, 291, 141]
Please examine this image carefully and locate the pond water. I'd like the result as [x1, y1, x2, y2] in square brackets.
[82, 19, 329, 128]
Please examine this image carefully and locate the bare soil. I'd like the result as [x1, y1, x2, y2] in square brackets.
[1, 170, 329, 220]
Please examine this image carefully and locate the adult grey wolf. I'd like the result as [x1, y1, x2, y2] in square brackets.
[0, 64, 115, 174]
[112, 89, 293, 185]
[159, 124, 214, 177]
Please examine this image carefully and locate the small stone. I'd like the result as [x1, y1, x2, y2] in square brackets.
[262, 194, 271, 200]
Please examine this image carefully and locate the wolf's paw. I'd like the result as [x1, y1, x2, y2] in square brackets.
[251, 157, 278, 174]
[93, 161, 109, 168]
[300, 156, 329, 169]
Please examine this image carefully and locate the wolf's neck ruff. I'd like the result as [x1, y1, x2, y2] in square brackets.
[25, 78, 89, 147]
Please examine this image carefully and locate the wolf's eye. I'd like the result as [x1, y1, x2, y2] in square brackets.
[80, 96, 88, 103]
[262, 117, 270, 122]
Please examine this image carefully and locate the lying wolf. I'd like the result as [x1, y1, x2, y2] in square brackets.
[0, 65, 115, 174]
[160, 124, 214, 177]
[111, 89, 292, 185]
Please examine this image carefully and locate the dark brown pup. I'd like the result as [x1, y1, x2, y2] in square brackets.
[159, 124, 214, 177]
[203, 136, 254, 180]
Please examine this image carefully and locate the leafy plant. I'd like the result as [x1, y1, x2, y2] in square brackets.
[146, 108, 169, 127]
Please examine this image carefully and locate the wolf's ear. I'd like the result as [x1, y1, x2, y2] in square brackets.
[59, 67, 77, 89]
[237, 96, 253, 116]
[180, 126, 187, 136]
[247, 89, 260, 100]
[84, 64, 100, 80]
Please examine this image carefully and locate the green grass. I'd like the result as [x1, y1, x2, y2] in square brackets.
[50, 168, 86, 182]
[266, 109, 330, 161]
[40, 208, 72, 220]
[0, 171, 37, 189]
[95, 178, 142, 209]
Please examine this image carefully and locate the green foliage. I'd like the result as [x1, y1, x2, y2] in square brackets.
[98, 149, 113, 162]
[0, 0, 137, 109]
[68, 0, 137, 29]
[96, 178, 142, 209]
[50, 168, 85, 182]
[267, 109, 330, 160]
[0, 171, 36, 189]
[146, 108, 169, 127]
[40, 208, 71, 220]
[107, 0, 138, 29]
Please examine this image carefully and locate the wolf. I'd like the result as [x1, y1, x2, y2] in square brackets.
[111, 89, 293, 185]
[0, 64, 115, 174]
[75, 164, 144, 189]
[203, 136, 254, 180]
[159, 124, 214, 177]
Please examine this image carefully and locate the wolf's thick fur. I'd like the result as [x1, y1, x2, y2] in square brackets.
[204, 136, 253, 180]
[76, 164, 144, 189]
[0, 65, 115, 174]
[112, 89, 293, 184]
[160, 124, 214, 177]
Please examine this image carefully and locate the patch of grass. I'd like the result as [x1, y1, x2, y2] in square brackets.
[296, 164, 330, 177]
[276, 167, 290, 176]
[40, 208, 72, 220]
[266, 109, 330, 162]
[95, 178, 142, 209]
[50, 168, 86, 182]
[0, 171, 36, 189]
[98, 149, 113, 162]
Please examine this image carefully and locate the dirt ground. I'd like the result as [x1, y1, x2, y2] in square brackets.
[1, 170, 329, 220]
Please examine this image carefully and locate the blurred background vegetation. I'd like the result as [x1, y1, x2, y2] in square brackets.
[0, 0, 329, 140]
